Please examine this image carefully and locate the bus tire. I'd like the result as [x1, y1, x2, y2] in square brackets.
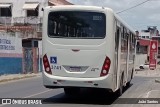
[117, 74, 124, 96]
[126, 81, 131, 87]
[64, 87, 80, 96]
[127, 69, 133, 87]
[131, 69, 134, 80]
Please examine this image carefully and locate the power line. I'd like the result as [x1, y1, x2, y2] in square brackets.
[116, 0, 150, 14]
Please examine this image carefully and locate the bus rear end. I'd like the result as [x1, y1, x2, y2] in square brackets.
[42, 6, 114, 93]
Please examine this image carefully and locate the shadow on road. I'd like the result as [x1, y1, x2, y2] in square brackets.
[42, 84, 133, 105]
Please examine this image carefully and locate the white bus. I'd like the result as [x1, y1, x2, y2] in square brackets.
[42, 5, 136, 96]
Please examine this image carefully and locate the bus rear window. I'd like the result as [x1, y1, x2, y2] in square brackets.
[48, 11, 106, 39]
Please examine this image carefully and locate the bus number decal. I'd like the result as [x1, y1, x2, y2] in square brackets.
[93, 16, 102, 20]
[51, 65, 61, 70]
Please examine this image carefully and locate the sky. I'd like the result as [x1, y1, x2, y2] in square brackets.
[67, 0, 160, 31]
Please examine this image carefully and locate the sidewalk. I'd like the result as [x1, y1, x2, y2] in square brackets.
[135, 65, 160, 77]
[135, 66, 160, 83]
[0, 72, 42, 84]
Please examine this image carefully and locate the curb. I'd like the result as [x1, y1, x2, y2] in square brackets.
[0, 74, 41, 83]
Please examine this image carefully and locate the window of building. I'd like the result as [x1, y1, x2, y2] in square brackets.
[27, 8, 38, 17]
[22, 3, 39, 17]
[0, 4, 12, 17]
[142, 36, 145, 38]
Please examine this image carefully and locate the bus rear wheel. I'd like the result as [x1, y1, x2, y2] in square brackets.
[117, 74, 124, 96]
[127, 69, 133, 87]
[64, 87, 80, 96]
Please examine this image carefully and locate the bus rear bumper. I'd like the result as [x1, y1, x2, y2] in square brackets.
[42, 72, 114, 91]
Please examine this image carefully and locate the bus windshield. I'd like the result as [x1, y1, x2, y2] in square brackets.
[48, 11, 106, 39]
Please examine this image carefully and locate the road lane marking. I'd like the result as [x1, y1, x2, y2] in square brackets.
[24, 89, 52, 98]
[136, 90, 160, 98]
[145, 90, 160, 98]
[0, 89, 53, 107]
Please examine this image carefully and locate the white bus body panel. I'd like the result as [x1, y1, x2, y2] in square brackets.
[43, 71, 113, 89]
[45, 39, 106, 78]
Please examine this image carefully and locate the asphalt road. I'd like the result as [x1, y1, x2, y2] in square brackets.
[0, 74, 160, 107]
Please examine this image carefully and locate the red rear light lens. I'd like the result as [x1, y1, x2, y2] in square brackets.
[104, 65, 109, 69]
[43, 57, 47, 61]
[44, 62, 49, 66]
[43, 54, 52, 74]
[100, 56, 111, 77]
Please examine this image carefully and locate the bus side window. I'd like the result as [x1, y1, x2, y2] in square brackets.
[115, 26, 120, 51]
[121, 27, 124, 52]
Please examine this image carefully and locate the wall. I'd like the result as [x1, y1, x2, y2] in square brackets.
[38, 41, 42, 72]
[135, 54, 147, 69]
[0, 34, 22, 75]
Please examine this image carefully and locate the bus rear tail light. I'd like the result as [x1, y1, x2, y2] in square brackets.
[100, 56, 111, 77]
[43, 54, 52, 74]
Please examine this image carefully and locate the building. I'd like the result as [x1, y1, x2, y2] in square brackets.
[137, 26, 159, 62]
[137, 30, 150, 54]
[0, 0, 73, 75]
[139, 31, 150, 39]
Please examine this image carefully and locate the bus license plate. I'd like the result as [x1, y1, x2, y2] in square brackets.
[70, 67, 81, 72]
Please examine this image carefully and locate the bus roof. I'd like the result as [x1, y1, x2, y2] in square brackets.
[45, 5, 112, 12]
[114, 13, 136, 35]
